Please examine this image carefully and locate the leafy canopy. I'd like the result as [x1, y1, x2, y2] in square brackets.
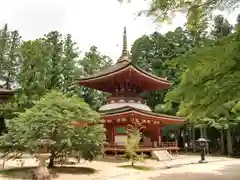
[166, 28, 240, 119]
[118, 0, 239, 21]
[124, 128, 143, 166]
[0, 90, 105, 163]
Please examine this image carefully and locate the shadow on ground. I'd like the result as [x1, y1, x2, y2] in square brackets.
[97, 156, 128, 164]
[150, 164, 240, 180]
[118, 164, 153, 171]
[0, 166, 97, 179]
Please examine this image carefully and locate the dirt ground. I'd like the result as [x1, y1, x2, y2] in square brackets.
[0, 155, 240, 180]
[149, 160, 240, 180]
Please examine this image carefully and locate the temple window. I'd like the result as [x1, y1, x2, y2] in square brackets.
[115, 126, 126, 134]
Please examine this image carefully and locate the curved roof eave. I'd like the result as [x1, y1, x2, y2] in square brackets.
[100, 106, 185, 122]
[75, 62, 172, 86]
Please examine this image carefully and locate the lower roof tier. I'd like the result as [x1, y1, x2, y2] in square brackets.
[76, 61, 172, 93]
[100, 106, 185, 125]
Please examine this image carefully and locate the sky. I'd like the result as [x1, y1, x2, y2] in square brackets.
[0, 0, 239, 60]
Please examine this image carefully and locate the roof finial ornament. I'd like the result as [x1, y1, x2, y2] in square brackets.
[122, 26, 128, 56]
[117, 26, 131, 63]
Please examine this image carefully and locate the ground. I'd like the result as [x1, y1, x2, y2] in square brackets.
[0, 155, 240, 180]
[149, 160, 240, 180]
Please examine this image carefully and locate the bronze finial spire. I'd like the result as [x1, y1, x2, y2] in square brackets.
[122, 26, 128, 56]
[117, 27, 130, 63]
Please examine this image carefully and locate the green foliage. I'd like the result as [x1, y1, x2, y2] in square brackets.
[19, 31, 79, 98]
[120, 0, 239, 21]
[78, 46, 113, 110]
[154, 103, 177, 115]
[131, 28, 195, 110]
[0, 90, 105, 166]
[211, 15, 233, 39]
[0, 24, 21, 89]
[196, 101, 240, 129]
[2, 30, 113, 115]
[186, 5, 208, 40]
[124, 128, 143, 166]
[166, 29, 240, 119]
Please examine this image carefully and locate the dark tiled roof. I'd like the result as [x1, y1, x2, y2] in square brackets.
[77, 60, 171, 84]
[77, 61, 130, 81]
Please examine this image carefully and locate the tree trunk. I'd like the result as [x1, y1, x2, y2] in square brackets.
[131, 161, 134, 166]
[48, 151, 55, 168]
[182, 127, 186, 148]
[220, 129, 225, 154]
[200, 128, 203, 137]
[226, 127, 233, 156]
[203, 127, 209, 154]
[192, 124, 196, 153]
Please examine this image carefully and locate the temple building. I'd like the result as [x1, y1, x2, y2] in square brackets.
[76, 27, 185, 151]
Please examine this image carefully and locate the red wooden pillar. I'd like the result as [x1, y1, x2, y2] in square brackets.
[105, 123, 114, 143]
[158, 126, 163, 145]
[149, 124, 158, 142]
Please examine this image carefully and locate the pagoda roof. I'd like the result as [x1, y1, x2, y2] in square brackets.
[79, 60, 171, 83]
[100, 106, 185, 125]
[79, 60, 129, 81]
[76, 60, 171, 92]
[75, 27, 172, 93]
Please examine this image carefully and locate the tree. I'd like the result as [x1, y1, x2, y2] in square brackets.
[16, 32, 79, 110]
[78, 46, 113, 110]
[131, 28, 195, 110]
[166, 25, 240, 118]
[0, 24, 21, 89]
[0, 90, 105, 167]
[118, 0, 239, 22]
[124, 127, 143, 166]
[164, 17, 239, 153]
[155, 103, 177, 115]
[211, 15, 233, 39]
[18, 39, 51, 108]
[236, 14, 240, 30]
[186, 5, 208, 44]
[61, 34, 80, 92]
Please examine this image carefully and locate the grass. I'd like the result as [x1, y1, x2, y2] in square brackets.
[118, 164, 153, 171]
[0, 166, 97, 179]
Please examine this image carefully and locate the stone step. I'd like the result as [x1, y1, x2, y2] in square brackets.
[152, 150, 174, 161]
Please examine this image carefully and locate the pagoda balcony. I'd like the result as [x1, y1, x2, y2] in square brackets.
[107, 96, 147, 105]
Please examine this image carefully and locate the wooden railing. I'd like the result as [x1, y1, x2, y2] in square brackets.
[159, 141, 178, 148]
[104, 141, 178, 148]
[104, 141, 179, 156]
[107, 96, 147, 104]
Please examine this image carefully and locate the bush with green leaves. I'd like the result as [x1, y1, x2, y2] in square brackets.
[0, 90, 105, 167]
[124, 128, 144, 166]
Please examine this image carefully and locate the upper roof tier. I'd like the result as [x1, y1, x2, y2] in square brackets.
[76, 27, 172, 93]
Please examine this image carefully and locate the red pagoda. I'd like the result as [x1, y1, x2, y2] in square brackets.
[76, 27, 184, 152]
